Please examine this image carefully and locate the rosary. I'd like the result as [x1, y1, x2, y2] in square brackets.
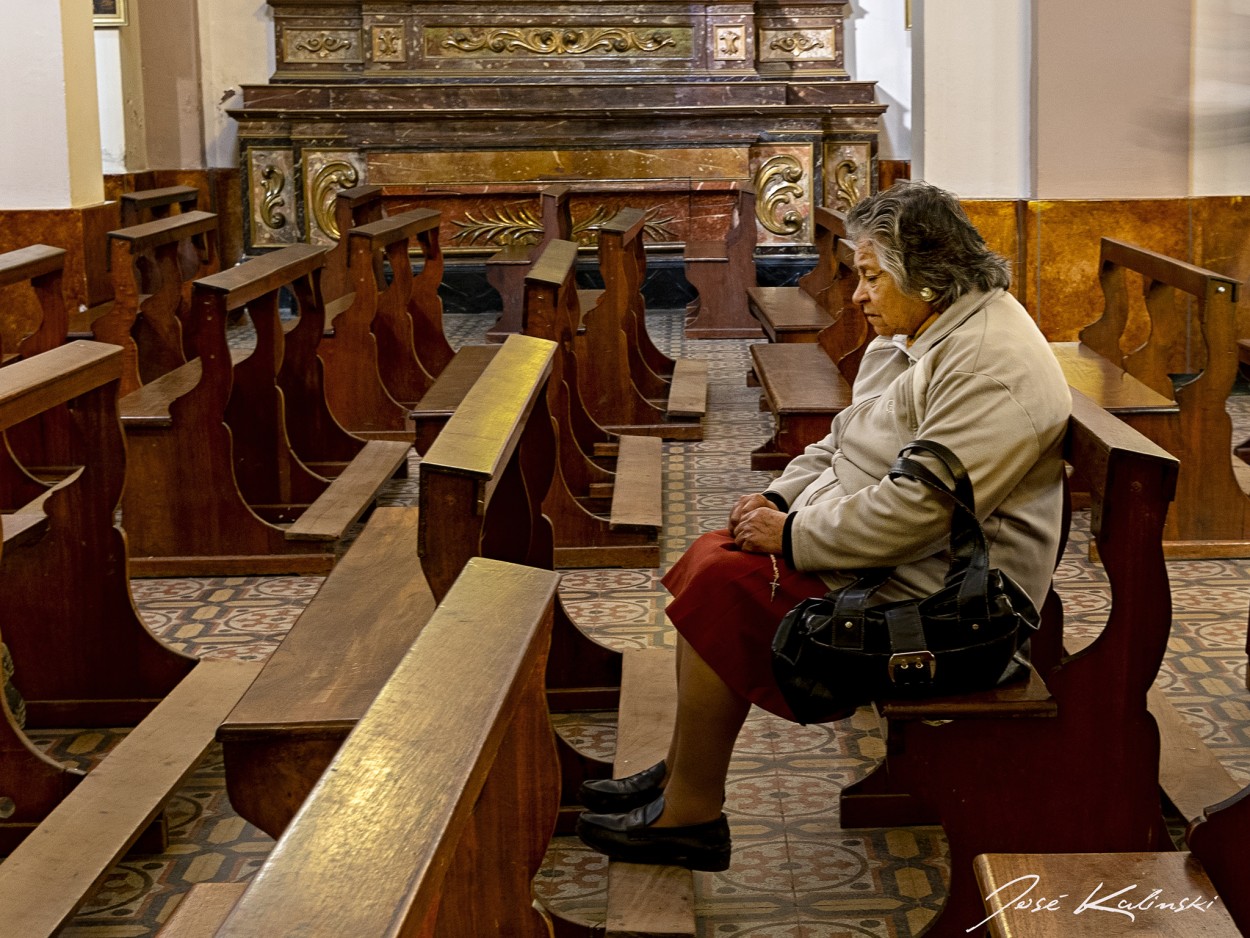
[768, 554, 781, 602]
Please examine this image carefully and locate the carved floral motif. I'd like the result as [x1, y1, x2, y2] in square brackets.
[833, 159, 862, 211]
[451, 204, 676, 246]
[440, 27, 676, 56]
[372, 26, 404, 62]
[769, 33, 825, 54]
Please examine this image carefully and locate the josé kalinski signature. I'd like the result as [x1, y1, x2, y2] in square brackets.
[968, 874, 1222, 932]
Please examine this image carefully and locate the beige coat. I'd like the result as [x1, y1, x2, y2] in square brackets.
[765, 288, 1071, 609]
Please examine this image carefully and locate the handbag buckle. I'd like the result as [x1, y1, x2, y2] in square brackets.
[887, 651, 937, 684]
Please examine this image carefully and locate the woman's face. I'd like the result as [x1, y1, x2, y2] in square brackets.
[852, 242, 934, 337]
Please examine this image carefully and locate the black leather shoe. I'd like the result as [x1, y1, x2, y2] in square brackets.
[576, 795, 732, 872]
[579, 760, 667, 814]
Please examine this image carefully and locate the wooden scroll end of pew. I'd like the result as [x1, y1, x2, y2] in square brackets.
[0, 658, 262, 938]
[409, 343, 503, 452]
[610, 435, 663, 532]
[220, 506, 435, 838]
[283, 439, 411, 542]
[667, 358, 708, 419]
[157, 882, 250, 938]
[605, 647, 697, 938]
[1147, 685, 1242, 827]
[972, 852, 1236, 938]
[213, 559, 561, 938]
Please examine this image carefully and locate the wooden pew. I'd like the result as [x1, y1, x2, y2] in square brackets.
[748, 236, 870, 470]
[1053, 238, 1244, 557]
[524, 239, 664, 569]
[484, 183, 574, 341]
[747, 207, 847, 344]
[91, 210, 220, 396]
[323, 208, 485, 449]
[160, 558, 566, 938]
[577, 209, 708, 441]
[0, 342, 260, 885]
[684, 185, 761, 339]
[219, 334, 623, 838]
[119, 244, 410, 576]
[119, 184, 200, 226]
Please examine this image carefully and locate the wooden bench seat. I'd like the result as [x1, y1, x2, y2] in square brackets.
[0, 656, 261, 937]
[119, 243, 409, 576]
[1048, 341, 1177, 414]
[750, 343, 854, 469]
[684, 185, 760, 339]
[408, 342, 501, 452]
[164, 558, 565, 938]
[747, 207, 846, 344]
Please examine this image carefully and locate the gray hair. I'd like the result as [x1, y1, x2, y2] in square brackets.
[844, 181, 1010, 311]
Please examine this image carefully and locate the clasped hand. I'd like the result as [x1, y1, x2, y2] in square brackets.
[727, 493, 786, 554]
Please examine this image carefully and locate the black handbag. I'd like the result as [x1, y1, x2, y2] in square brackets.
[770, 440, 1040, 725]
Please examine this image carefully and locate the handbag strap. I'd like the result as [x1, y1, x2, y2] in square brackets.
[821, 439, 994, 629]
[887, 441, 992, 622]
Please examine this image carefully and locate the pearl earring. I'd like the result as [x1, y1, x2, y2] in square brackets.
[918, 287, 935, 302]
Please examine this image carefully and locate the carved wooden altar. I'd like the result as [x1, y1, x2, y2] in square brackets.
[232, 0, 886, 264]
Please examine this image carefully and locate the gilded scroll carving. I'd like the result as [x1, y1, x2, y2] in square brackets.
[451, 204, 676, 246]
[311, 162, 361, 240]
[833, 159, 862, 211]
[260, 166, 287, 229]
[292, 32, 355, 59]
[754, 156, 805, 236]
[440, 27, 677, 56]
[769, 33, 825, 54]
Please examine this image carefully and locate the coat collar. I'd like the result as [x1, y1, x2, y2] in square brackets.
[897, 288, 1004, 362]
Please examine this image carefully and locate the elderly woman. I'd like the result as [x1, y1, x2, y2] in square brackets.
[575, 181, 1071, 871]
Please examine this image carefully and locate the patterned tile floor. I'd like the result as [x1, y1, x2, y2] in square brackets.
[28, 311, 1250, 936]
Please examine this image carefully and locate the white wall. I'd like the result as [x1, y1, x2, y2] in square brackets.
[911, 0, 1031, 198]
[844, 0, 912, 161]
[0, 0, 103, 208]
[198, 0, 276, 168]
[1191, 0, 1250, 195]
[96, 29, 127, 174]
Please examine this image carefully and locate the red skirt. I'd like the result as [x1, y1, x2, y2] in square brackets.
[662, 530, 831, 722]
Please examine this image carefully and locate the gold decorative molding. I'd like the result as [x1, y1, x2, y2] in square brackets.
[247, 149, 299, 248]
[754, 156, 806, 236]
[372, 25, 405, 62]
[833, 159, 862, 211]
[451, 204, 676, 246]
[433, 26, 683, 57]
[714, 26, 747, 61]
[758, 28, 835, 60]
[260, 166, 287, 229]
[311, 161, 361, 240]
[284, 29, 361, 63]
